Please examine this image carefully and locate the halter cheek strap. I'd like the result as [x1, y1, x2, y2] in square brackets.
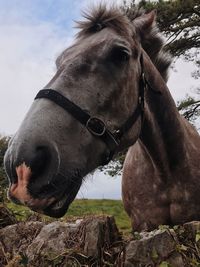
[35, 54, 148, 165]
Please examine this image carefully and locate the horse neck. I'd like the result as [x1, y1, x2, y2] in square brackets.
[139, 52, 190, 174]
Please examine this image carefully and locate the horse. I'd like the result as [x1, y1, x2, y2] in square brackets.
[4, 5, 200, 231]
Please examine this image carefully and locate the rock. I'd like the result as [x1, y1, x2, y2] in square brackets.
[183, 221, 200, 241]
[0, 216, 121, 266]
[0, 221, 44, 265]
[26, 220, 83, 261]
[84, 216, 121, 258]
[124, 229, 184, 267]
[167, 251, 185, 267]
[26, 216, 121, 263]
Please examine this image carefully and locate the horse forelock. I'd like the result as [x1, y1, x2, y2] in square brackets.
[76, 5, 172, 81]
[76, 5, 132, 39]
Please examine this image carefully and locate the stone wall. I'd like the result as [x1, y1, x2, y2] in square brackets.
[0, 213, 200, 266]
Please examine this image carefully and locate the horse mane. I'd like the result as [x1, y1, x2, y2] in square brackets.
[76, 5, 172, 81]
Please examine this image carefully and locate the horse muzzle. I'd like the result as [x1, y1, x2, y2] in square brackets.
[4, 139, 82, 217]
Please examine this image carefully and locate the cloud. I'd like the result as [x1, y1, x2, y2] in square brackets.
[0, 1, 79, 135]
[0, 22, 73, 135]
[83, 0, 124, 7]
[78, 171, 122, 199]
[168, 59, 199, 100]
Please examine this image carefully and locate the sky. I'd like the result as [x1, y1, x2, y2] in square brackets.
[0, 0, 199, 199]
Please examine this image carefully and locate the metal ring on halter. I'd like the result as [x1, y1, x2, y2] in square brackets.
[86, 117, 106, 136]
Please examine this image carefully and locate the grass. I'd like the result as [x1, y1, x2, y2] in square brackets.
[6, 198, 132, 235]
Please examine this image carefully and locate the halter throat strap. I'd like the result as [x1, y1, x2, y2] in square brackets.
[35, 54, 148, 164]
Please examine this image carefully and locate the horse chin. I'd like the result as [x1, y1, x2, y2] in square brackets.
[43, 199, 70, 218]
[42, 179, 82, 218]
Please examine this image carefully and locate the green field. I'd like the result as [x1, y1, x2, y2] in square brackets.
[6, 199, 132, 235]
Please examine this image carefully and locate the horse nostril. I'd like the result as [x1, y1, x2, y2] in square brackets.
[31, 146, 50, 176]
[4, 141, 59, 202]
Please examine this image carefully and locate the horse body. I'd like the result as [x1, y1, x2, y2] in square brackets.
[4, 6, 200, 230]
[122, 51, 200, 230]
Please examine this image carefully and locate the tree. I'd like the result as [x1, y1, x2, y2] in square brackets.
[177, 93, 200, 127]
[103, 0, 200, 176]
[123, 0, 200, 73]
[123, 0, 200, 124]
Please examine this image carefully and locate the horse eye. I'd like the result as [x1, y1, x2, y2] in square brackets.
[109, 46, 131, 64]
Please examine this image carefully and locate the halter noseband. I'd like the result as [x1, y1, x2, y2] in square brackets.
[35, 54, 148, 165]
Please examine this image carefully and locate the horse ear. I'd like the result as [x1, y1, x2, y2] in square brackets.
[133, 10, 156, 35]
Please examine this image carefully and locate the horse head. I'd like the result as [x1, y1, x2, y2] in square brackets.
[4, 6, 170, 217]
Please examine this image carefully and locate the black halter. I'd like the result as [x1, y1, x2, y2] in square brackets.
[35, 54, 148, 164]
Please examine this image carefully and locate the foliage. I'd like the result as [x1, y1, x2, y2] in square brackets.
[123, 0, 200, 72]
[177, 94, 200, 124]
[159, 262, 171, 267]
[0, 135, 10, 202]
[100, 152, 126, 177]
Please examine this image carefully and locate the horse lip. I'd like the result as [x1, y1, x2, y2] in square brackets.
[26, 197, 56, 210]
[43, 197, 70, 218]
[42, 196, 70, 218]
[42, 180, 82, 218]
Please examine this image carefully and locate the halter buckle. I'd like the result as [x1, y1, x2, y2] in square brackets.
[86, 117, 106, 136]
